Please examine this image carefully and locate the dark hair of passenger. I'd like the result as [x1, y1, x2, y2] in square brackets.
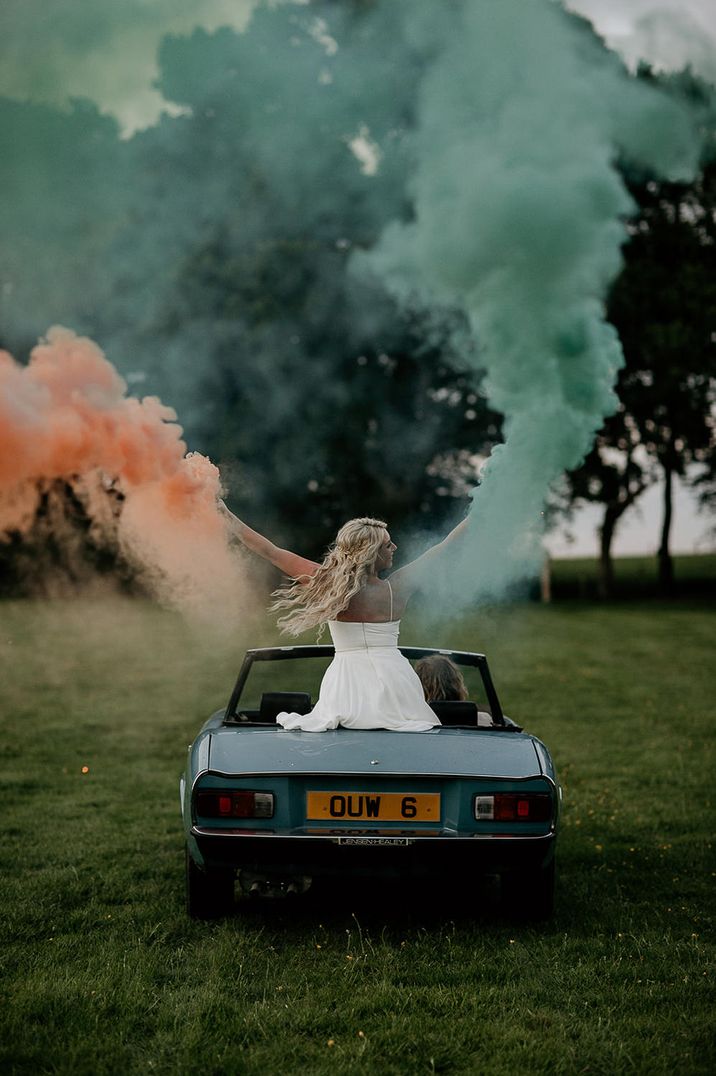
[414, 655, 469, 703]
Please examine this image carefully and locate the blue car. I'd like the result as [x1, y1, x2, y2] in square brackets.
[180, 645, 561, 918]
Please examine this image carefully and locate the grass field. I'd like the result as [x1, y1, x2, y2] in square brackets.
[550, 552, 716, 600]
[1, 592, 714, 1075]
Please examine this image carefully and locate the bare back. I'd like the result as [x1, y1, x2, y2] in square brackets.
[335, 578, 407, 623]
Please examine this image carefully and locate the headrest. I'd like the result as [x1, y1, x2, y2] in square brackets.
[258, 691, 312, 724]
[429, 700, 479, 726]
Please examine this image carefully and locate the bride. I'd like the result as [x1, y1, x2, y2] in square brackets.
[220, 507, 468, 732]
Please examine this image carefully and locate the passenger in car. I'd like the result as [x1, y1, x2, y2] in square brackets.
[415, 654, 494, 727]
[415, 654, 469, 702]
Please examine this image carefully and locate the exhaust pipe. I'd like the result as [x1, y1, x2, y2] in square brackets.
[239, 870, 312, 899]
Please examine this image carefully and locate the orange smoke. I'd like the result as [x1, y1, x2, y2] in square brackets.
[0, 326, 246, 617]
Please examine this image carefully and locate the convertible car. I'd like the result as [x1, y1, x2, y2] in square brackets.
[180, 645, 561, 919]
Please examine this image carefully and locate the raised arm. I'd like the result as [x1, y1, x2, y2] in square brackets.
[220, 502, 319, 579]
[390, 516, 470, 598]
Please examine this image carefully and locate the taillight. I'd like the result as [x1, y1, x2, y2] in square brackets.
[196, 790, 274, 819]
[474, 793, 551, 822]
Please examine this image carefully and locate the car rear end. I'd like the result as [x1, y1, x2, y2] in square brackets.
[182, 722, 560, 917]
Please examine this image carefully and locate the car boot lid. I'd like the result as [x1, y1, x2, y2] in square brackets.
[206, 725, 545, 779]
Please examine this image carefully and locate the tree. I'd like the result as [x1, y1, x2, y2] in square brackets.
[565, 71, 716, 594]
[188, 249, 501, 552]
[0, 477, 137, 598]
[609, 156, 716, 590]
[565, 410, 657, 598]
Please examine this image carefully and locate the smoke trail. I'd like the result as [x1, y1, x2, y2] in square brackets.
[358, 0, 700, 601]
[0, 326, 246, 618]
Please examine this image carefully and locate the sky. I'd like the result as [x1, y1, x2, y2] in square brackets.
[569, 0, 716, 83]
[1, 0, 714, 557]
[1, 1, 714, 133]
[544, 472, 713, 558]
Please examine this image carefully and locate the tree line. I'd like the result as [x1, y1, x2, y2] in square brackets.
[566, 71, 715, 595]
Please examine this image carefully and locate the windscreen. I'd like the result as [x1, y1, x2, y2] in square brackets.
[236, 656, 333, 713]
[234, 652, 494, 717]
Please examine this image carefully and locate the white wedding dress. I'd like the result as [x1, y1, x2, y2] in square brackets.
[276, 584, 439, 733]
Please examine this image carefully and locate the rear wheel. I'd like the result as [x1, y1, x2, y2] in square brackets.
[501, 857, 555, 920]
[185, 845, 234, 919]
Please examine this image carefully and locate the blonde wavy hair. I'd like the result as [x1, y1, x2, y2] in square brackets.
[414, 655, 468, 703]
[270, 517, 389, 637]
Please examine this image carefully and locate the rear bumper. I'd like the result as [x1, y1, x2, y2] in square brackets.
[190, 827, 556, 879]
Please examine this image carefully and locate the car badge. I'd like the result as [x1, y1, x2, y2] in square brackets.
[370, 759, 381, 765]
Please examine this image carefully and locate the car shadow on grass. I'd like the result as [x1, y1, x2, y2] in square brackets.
[226, 872, 523, 932]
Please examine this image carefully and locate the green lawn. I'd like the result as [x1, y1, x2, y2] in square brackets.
[0, 596, 714, 1075]
[550, 552, 716, 600]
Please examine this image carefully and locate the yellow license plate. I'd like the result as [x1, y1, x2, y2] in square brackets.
[306, 791, 440, 822]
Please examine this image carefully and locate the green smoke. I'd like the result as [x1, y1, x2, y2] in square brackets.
[0, 0, 706, 600]
[359, 0, 700, 600]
